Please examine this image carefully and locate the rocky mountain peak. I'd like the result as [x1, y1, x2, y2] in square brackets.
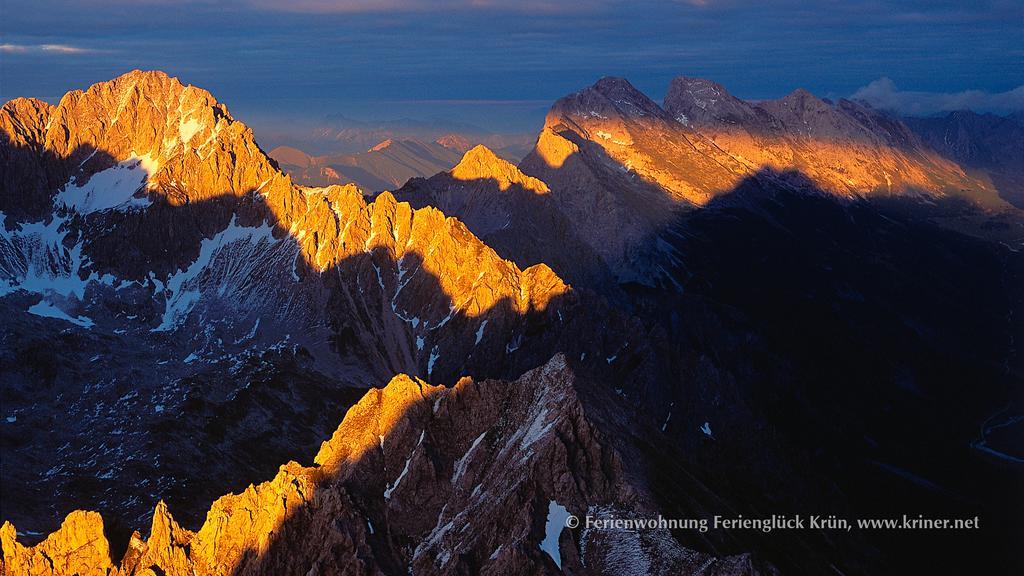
[0, 510, 113, 574]
[664, 76, 769, 128]
[1, 69, 290, 217]
[762, 87, 833, 120]
[449, 144, 549, 193]
[547, 76, 668, 128]
[435, 133, 474, 153]
[665, 76, 730, 103]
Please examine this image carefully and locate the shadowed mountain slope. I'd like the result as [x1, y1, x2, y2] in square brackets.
[904, 110, 1024, 208]
[389, 76, 1024, 574]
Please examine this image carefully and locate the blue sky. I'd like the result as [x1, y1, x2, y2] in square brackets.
[2, 0, 1022, 136]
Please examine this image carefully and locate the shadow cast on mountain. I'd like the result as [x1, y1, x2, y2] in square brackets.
[0, 137, 670, 566]
[392, 131, 1023, 573]
[392, 170, 624, 299]
[0, 131, 122, 220]
[3, 127, 1023, 574]
[232, 164, 1024, 575]
[619, 168, 1024, 574]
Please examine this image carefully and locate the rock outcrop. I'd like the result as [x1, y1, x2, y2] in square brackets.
[0, 511, 113, 576]
[0, 356, 772, 575]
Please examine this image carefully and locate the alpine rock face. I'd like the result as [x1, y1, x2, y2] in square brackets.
[395, 145, 616, 289]
[2, 71, 1022, 576]
[664, 77, 996, 204]
[1, 357, 773, 576]
[903, 110, 1024, 208]
[0, 71, 658, 564]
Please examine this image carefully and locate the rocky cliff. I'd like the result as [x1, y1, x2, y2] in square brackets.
[903, 110, 1024, 208]
[0, 356, 773, 576]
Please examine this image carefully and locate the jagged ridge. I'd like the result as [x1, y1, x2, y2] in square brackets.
[0, 356, 769, 575]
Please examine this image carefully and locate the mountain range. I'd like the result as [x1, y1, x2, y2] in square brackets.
[269, 139, 464, 192]
[1, 70, 1021, 575]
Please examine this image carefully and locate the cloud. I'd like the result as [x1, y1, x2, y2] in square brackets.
[1, 43, 95, 55]
[852, 77, 1024, 116]
[242, 0, 592, 13]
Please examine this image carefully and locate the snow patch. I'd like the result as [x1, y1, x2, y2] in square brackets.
[427, 345, 440, 377]
[474, 320, 488, 345]
[452, 432, 486, 484]
[384, 455, 412, 500]
[0, 216, 90, 299]
[540, 500, 570, 569]
[153, 216, 277, 331]
[179, 118, 202, 144]
[56, 154, 156, 214]
[27, 300, 93, 328]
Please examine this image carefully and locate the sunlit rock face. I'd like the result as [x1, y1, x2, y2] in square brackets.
[394, 145, 616, 289]
[517, 76, 778, 284]
[0, 70, 292, 221]
[664, 77, 987, 202]
[0, 357, 774, 576]
[0, 71, 650, 543]
[514, 76, 1000, 284]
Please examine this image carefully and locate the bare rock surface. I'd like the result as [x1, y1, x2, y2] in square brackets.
[1, 357, 773, 576]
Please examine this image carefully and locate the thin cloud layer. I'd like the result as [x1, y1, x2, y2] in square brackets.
[241, 0, 592, 13]
[853, 78, 1024, 116]
[1, 43, 95, 54]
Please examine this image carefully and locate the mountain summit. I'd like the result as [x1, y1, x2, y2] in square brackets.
[449, 144, 548, 193]
[1, 70, 289, 219]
